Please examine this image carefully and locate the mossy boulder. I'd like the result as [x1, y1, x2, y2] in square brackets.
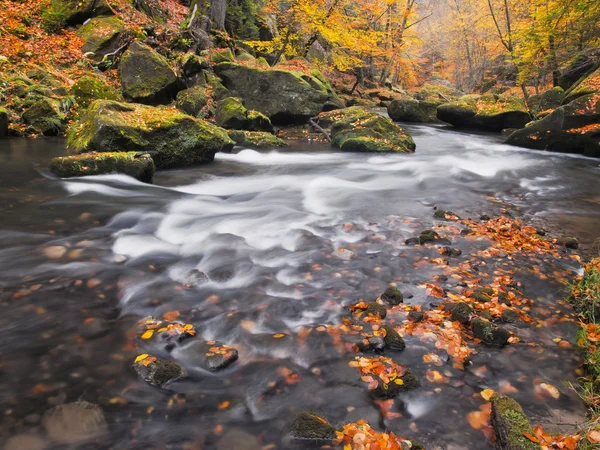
[71, 75, 120, 109]
[504, 94, 600, 158]
[181, 53, 209, 78]
[528, 87, 565, 115]
[372, 367, 419, 399]
[472, 318, 510, 347]
[381, 286, 404, 305]
[67, 100, 234, 169]
[415, 84, 463, 102]
[77, 16, 123, 60]
[450, 302, 473, 324]
[381, 324, 406, 351]
[437, 94, 530, 132]
[176, 86, 209, 117]
[50, 152, 155, 182]
[22, 98, 65, 136]
[120, 42, 183, 105]
[48, 0, 114, 26]
[211, 49, 234, 64]
[388, 98, 439, 122]
[490, 394, 540, 450]
[133, 356, 182, 388]
[209, 78, 232, 102]
[227, 130, 287, 148]
[215, 97, 274, 132]
[0, 107, 8, 137]
[213, 63, 341, 124]
[563, 67, 600, 104]
[329, 107, 416, 153]
[289, 411, 336, 444]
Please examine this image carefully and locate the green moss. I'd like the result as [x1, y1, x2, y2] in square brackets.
[568, 261, 600, 322]
[365, 302, 387, 319]
[77, 16, 123, 57]
[450, 302, 473, 324]
[71, 75, 119, 109]
[491, 394, 540, 450]
[50, 151, 155, 181]
[381, 324, 406, 351]
[176, 86, 209, 117]
[181, 53, 209, 78]
[41, 1, 70, 33]
[0, 107, 8, 137]
[227, 130, 287, 148]
[211, 49, 234, 64]
[472, 318, 510, 347]
[289, 411, 336, 441]
[419, 229, 440, 243]
[22, 98, 65, 136]
[415, 84, 463, 102]
[381, 286, 403, 305]
[215, 97, 248, 129]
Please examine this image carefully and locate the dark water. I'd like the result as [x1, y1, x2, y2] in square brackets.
[1, 126, 599, 450]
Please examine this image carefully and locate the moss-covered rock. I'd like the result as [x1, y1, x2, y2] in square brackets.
[388, 98, 439, 122]
[50, 152, 155, 182]
[77, 16, 123, 60]
[227, 130, 287, 148]
[181, 53, 209, 78]
[472, 287, 494, 303]
[472, 318, 510, 347]
[176, 86, 209, 117]
[563, 67, 600, 104]
[0, 107, 8, 138]
[71, 75, 120, 109]
[528, 87, 565, 115]
[556, 236, 579, 249]
[289, 411, 336, 443]
[415, 84, 463, 102]
[381, 324, 406, 351]
[209, 77, 232, 102]
[215, 97, 274, 132]
[490, 394, 540, 450]
[214, 62, 341, 124]
[47, 0, 114, 27]
[381, 286, 404, 305]
[328, 107, 415, 153]
[22, 98, 65, 136]
[437, 94, 530, 132]
[365, 302, 387, 319]
[211, 49, 235, 64]
[133, 356, 182, 388]
[505, 94, 600, 158]
[120, 42, 183, 105]
[450, 302, 473, 324]
[67, 100, 234, 169]
[372, 367, 419, 399]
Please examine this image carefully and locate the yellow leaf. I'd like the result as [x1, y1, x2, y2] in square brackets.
[135, 353, 149, 363]
[141, 330, 154, 340]
[480, 389, 495, 401]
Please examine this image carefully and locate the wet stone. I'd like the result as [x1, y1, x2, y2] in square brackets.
[289, 411, 336, 444]
[79, 317, 110, 340]
[449, 302, 473, 324]
[472, 318, 510, 347]
[381, 324, 406, 351]
[216, 428, 262, 450]
[372, 368, 420, 399]
[42, 400, 107, 444]
[369, 336, 386, 351]
[133, 356, 183, 387]
[3, 434, 46, 450]
[182, 269, 209, 287]
[408, 310, 425, 322]
[405, 237, 421, 246]
[441, 246, 462, 257]
[556, 236, 579, 249]
[180, 339, 239, 372]
[501, 309, 519, 323]
[365, 302, 387, 319]
[381, 286, 404, 305]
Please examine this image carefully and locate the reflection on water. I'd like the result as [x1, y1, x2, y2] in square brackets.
[0, 126, 599, 449]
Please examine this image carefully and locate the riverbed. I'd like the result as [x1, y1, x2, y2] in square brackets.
[1, 124, 599, 449]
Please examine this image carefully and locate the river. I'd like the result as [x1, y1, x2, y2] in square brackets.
[1, 123, 599, 449]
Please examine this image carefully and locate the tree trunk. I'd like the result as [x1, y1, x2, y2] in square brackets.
[209, 0, 226, 31]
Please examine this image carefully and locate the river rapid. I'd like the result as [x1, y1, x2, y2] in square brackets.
[1, 123, 600, 449]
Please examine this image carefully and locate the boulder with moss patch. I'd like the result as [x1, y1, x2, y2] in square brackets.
[227, 130, 287, 148]
[215, 97, 274, 132]
[371, 367, 419, 399]
[327, 107, 415, 153]
[528, 87, 565, 115]
[437, 94, 530, 132]
[47, 0, 114, 27]
[176, 86, 209, 117]
[71, 75, 120, 109]
[67, 100, 234, 169]
[22, 98, 65, 136]
[505, 94, 600, 157]
[211, 49, 235, 64]
[0, 107, 8, 137]
[50, 152, 155, 182]
[490, 394, 540, 450]
[181, 53, 209, 78]
[563, 67, 600, 104]
[289, 411, 336, 444]
[415, 84, 463, 102]
[381, 286, 404, 305]
[120, 42, 184, 105]
[388, 98, 439, 122]
[77, 16, 123, 60]
[214, 63, 342, 124]
[472, 318, 510, 347]
[133, 356, 182, 388]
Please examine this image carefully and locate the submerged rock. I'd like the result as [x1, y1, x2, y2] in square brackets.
[472, 318, 510, 347]
[214, 62, 341, 124]
[328, 107, 416, 153]
[180, 340, 239, 371]
[66, 100, 234, 169]
[50, 152, 155, 182]
[381, 286, 404, 305]
[437, 94, 530, 132]
[216, 429, 262, 450]
[372, 368, 419, 399]
[42, 401, 107, 444]
[388, 98, 439, 122]
[120, 42, 183, 104]
[227, 130, 288, 148]
[504, 94, 600, 158]
[289, 411, 336, 443]
[490, 394, 540, 450]
[133, 355, 183, 387]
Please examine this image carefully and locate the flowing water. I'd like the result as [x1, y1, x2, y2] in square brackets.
[1, 124, 600, 449]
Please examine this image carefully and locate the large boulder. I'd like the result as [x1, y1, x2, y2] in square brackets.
[215, 97, 273, 132]
[528, 87, 565, 115]
[388, 98, 438, 122]
[559, 54, 599, 91]
[48, 0, 114, 26]
[323, 107, 415, 153]
[504, 94, 600, 158]
[437, 94, 530, 131]
[22, 98, 65, 136]
[66, 100, 234, 169]
[50, 152, 155, 182]
[175, 86, 209, 117]
[213, 63, 342, 124]
[563, 66, 600, 104]
[77, 16, 123, 61]
[120, 42, 183, 105]
[71, 75, 120, 108]
[0, 107, 8, 137]
[414, 84, 463, 102]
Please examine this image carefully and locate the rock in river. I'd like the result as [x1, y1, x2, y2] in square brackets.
[42, 400, 107, 444]
[490, 394, 540, 450]
[50, 152, 155, 182]
[289, 411, 336, 444]
[472, 318, 510, 347]
[133, 355, 183, 388]
[381, 286, 404, 305]
[66, 100, 234, 169]
[177, 339, 239, 372]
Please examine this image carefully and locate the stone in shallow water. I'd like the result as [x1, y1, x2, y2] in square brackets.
[133, 355, 183, 387]
[472, 318, 510, 347]
[381, 324, 406, 351]
[180, 340, 239, 371]
[289, 411, 336, 443]
[182, 269, 209, 287]
[381, 286, 403, 305]
[3, 434, 46, 450]
[42, 400, 107, 444]
[449, 302, 473, 324]
[216, 428, 262, 450]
